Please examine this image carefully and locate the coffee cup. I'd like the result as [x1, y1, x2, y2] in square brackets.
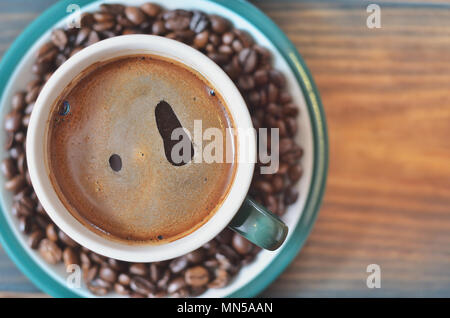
[26, 35, 287, 262]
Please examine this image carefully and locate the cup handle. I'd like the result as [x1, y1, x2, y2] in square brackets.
[228, 196, 288, 251]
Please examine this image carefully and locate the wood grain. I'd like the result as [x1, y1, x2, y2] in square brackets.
[256, 0, 450, 297]
[1, 0, 450, 297]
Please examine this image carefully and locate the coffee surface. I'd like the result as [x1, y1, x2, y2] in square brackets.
[47, 55, 235, 244]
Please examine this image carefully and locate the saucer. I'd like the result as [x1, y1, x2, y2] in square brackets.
[0, 0, 328, 297]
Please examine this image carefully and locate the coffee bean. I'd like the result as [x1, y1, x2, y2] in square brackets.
[284, 187, 299, 205]
[58, 230, 78, 248]
[63, 247, 80, 267]
[140, 3, 161, 17]
[167, 277, 186, 294]
[165, 15, 190, 31]
[99, 266, 117, 283]
[83, 265, 98, 283]
[129, 263, 148, 276]
[4, 112, 21, 132]
[169, 256, 188, 273]
[79, 12, 94, 27]
[193, 30, 209, 49]
[87, 279, 109, 296]
[100, 3, 125, 14]
[118, 273, 131, 286]
[208, 268, 229, 288]
[45, 223, 58, 242]
[86, 31, 100, 46]
[1, 158, 17, 179]
[288, 164, 303, 183]
[185, 266, 209, 287]
[186, 249, 206, 264]
[114, 283, 130, 295]
[11, 92, 26, 112]
[51, 29, 68, 50]
[232, 233, 253, 255]
[28, 230, 44, 249]
[108, 258, 126, 272]
[234, 29, 254, 48]
[18, 216, 31, 233]
[93, 21, 115, 32]
[222, 32, 235, 45]
[38, 238, 62, 264]
[209, 15, 230, 34]
[125, 7, 146, 25]
[152, 20, 166, 35]
[94, 12, 115, 23]
[157, 269, 171, 289]
[130, 276, 155, 295]
[5, 174, 26, 194]
[238, 48, 258, 74]
[190, 11, 209, 33]
[75, 28, 90, 46]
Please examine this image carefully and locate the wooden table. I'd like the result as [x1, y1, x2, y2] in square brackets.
[1, 0, 449, 298]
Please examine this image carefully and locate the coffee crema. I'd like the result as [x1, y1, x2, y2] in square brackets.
[46, 55, 236, 244]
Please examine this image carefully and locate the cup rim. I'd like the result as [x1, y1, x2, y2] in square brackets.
[26, 35, 256, 262]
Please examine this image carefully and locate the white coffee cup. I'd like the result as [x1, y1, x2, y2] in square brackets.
[27, 35, 287, 262]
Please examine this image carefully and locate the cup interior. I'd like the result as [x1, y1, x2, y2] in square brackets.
[26, 35, 256, 262]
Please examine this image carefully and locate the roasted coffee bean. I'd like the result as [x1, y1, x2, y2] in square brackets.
[35, 214, 50, 231]
[4, 112, 21, 132]
[238, 48, 258, 73]
[157, 269, 171, 289]
[254, 69, 269, 86]
[18, 216, 31, 233]
[118, 273, 131, 286]
[130, 276, 155, 295]
[51, 29, 68, 49]
[186, 249, 206, 264]
[83, 264, 99, 283]
[190, 11, 209, 33]
[234, 29, 254, 48]
[237, 75, 255, 91]
[165, 15, 190, 31]
[1, 158, 17, 179]
[288, 164, 303, 183]
[17, 153, 26, 174]
[38, 238, 62, 264]
[222, 31, 235, 45]
[86, 31, 100, 46]
[232, 233, 253, 255]
[58, 230, 78, 248]
[185, 266, 209, 287]
[108, 258, 126, 272]
[208, 33, 221, 47]
[28, 230, 44, 249]
[283, 103, 299, 117]
[114, 283, 130, 295]
[90, 252, 107, 265]
[94, 12, 115, 23]
[163, 9, 192, 20]
[93, 21, 115, 32]
[63, 247, 80, 267]
[125, 7, 146, 25]
[284, 187, 299, 205]
[140, 3, 161, 17]
[209, 15, 229, 34]
[5, 174, 26, 194]
[75, 27, 91, 46]
[21, 114, 31, 128]
[169, 256, 188, 274]
[208, 268, 229, 288]
[100, 3, 125, 14]
[193, 30, 209, 49]
[87, 279, 110, 296]
[99, 266, 117, 283]
[149, 263, 161, 283]
[254, 180, 273, 194]
[216, 228, 233, 245]
[45, 223, 58, 242]
[167, 276, 186, 294]
[152, 20, 166, 35]
[129, 263, 148, 276]
[11, 92, 26, 112]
